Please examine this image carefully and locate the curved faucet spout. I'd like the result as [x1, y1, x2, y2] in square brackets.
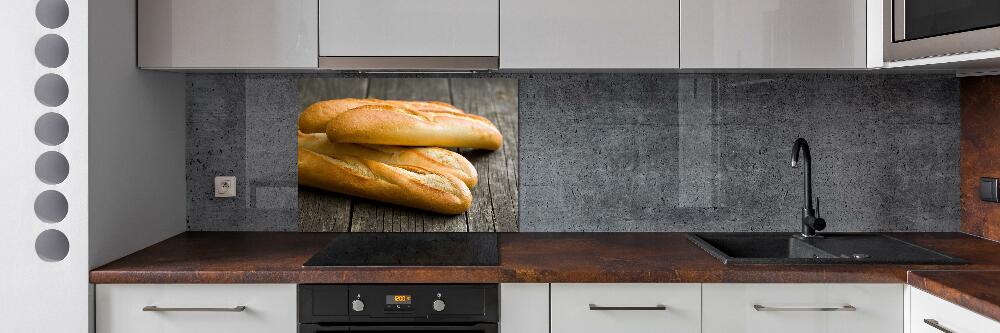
[791, 138, 824, 237]
[791, 138, 810, 168]
[791, 138, 813, 212]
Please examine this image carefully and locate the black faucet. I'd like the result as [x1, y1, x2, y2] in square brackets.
[791, 138, 826, 238]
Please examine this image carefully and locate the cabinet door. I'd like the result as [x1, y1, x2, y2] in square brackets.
[501, 0, 680, 69]
[319, 0, 499, 57]
[96, 284, 297, 333]
[910, 287, 1000, 333]
[551, 283, 700, 333]
[702, 283, 903, 333]
[138, 0, 318, 69]
[500, 283, 548, 333]
[680, 0, 867, 68]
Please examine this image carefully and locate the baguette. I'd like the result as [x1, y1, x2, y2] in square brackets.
[326, 104, 503, 150]
[298, 131, 478, 187]
[298, 148, 472, 214]
[299, 98, 464, 133]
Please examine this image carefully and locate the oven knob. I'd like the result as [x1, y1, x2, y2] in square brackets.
[432, 299, 446, 312]
[351, 299, 365, 312]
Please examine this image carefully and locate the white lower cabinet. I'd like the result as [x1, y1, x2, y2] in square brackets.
[910, 286, 1000, 333]
[95, 282, 999, 333]
[551, 283, 701, 333]
[500, 283, 549, 333]
[96, 284, 297, 333]
[702, 283, 904, 333]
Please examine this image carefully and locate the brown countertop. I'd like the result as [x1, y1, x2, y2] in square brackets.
[91, 232, 1000, 284]
[89, 232, 504, 284]
[908, 270, 1000, 322]
[90, 232, 1000, 320]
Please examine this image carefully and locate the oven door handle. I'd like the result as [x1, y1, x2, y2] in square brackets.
[347, 323, 497, 332]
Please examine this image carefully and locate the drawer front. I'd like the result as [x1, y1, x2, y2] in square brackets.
[551, 283, 700, 333]
[703, 283, 903, 333]
[910, 287, 1000, 333]
[96, 284, 296, 333]
[319, 0, 499, 57]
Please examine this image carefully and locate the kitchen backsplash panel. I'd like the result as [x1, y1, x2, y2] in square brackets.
[187, 75, 299, 231]
[960, 76, 1000, 242]
[186, 73, 960, 232]
[297, 78, 519, 232]
[521, 74, 959, 232]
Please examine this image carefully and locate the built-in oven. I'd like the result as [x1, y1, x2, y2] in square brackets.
[884, 0, 1000, 61]
[299, 284, 498, 333]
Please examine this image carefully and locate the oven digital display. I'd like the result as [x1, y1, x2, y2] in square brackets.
[386, 295, 412, 304]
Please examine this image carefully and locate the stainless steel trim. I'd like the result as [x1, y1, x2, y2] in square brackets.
[923, 319, 955, 333]
[753, 304, 856, 312]
[142, 306, 247, 312]
[884, 0, 1000, 62]
[318, 57, 498, 71]
[588, 304, 667, 311]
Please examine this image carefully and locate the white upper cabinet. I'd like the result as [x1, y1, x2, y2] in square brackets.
[500, 0, 680, 69]
[137, 0, 318, 69]
[680, 0, 872, 69]
[319, 0, 500, 57]
[133, 0, 883, 70]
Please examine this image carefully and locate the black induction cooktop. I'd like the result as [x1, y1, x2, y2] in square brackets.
[303, 233, 500, 266]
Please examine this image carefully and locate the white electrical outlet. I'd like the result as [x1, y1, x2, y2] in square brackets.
[214, 176, 236, 197]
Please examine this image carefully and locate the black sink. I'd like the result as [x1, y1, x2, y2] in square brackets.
[687, 233, 966, 265]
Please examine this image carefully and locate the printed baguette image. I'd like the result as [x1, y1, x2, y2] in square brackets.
[297, 78, 517, 232]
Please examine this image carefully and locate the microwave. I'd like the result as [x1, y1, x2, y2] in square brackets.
[884, 0, 1000, 62]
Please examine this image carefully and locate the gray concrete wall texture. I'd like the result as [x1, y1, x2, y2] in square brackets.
[186, 73, 960, 232]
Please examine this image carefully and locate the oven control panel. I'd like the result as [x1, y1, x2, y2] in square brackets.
[298, 284, 498, 324]
[351, 285, 470, 317]
[385, 294, 414, 311]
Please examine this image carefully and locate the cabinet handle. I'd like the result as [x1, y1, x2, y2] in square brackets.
[923, 319, 955, 333]
[142, 306, 247, 312]
[753, 304, 856, 312]
[589, 304, 667, 311]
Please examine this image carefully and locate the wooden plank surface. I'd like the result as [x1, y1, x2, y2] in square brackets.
[296, 78, 367, 232]
[451, 78, 519, 232]
[298, 77, 518, 232]
[361, 78, 466, 232]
